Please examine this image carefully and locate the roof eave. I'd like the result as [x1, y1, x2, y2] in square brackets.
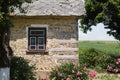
[10, 14, 85, 19]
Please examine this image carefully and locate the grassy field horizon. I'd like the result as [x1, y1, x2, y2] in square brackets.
[79, 40, 120, 55]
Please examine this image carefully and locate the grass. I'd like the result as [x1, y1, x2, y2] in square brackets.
[93, 73, 120, 80]
[79, 40, 120, 80]
[79, 40, 120, 55]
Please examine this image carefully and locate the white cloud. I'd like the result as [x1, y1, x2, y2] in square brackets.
[79, 23, 116, 41]
[82, 0, 84, 3]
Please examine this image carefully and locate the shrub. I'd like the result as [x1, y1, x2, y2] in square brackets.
[10, 56, 36, 80]
[49, 63, 89, 80]
[107, 55, 120, 73]
[79, 48, 109, 69]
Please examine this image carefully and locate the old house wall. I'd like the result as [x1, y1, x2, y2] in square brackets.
[10, 16, 79, 77]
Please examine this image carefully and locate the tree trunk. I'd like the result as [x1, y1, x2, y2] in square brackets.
[0, 1, 13, 80]
[0, 27, 13, 67]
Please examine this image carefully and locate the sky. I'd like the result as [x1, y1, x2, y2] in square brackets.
[79, 23, 117, 41]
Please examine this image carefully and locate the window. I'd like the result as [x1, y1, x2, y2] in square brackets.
[28, 27, 46, 51]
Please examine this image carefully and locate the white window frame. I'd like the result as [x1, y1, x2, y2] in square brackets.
[27, 24, 48, 51]
[29, 37, 36, 50]
[26, 24, 48, 38]
[38, 37, 45, 50]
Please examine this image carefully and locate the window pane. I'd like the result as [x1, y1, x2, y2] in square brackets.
[30, 46, 36, 50]
[38, 46, 44, 50]
[38, 38, 44, 45]
[30, 37, 36, 45]
[30, 30, 44, 35]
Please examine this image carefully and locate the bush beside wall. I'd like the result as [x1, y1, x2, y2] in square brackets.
[49, 63, 89, 80]
[10, 56, 36, 80]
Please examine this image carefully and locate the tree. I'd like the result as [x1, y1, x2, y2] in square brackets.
[0, 0, 31, 67]
[80, 0, 120, 40]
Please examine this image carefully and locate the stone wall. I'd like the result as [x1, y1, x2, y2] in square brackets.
[11, 16, 78, 39]
[10, 16, 79, 78]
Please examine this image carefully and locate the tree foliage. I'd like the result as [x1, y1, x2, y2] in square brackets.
[0, 0, 31, 67]
[80, 0, 120, 40]
[0, 0, 32, 27]
[0, 0, 32, 35]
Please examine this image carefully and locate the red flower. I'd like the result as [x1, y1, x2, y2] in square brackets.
[107, 66, 113, 71]
[76, 71, 81, 76]
[66, 77, 70, 80]
[116, 61, 119, 65]
[58, 73, 63, 77]
[117, 58, 120, 61]
[117, 58, 120, 64]
[114, 68, 118, 73]
[89, 72, 97, 78]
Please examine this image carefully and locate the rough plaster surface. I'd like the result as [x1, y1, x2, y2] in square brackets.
[0, 68, 10, 80]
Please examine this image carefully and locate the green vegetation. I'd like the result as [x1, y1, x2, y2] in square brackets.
[10, 56, 36, 80]
[49, 63, 89, 80]
[80, 0, 120, 40]
[79, 48, 109, 70]
[94, 74, 120, 80]
[79, 41, 120, 55]
[78, 41, 120, 79]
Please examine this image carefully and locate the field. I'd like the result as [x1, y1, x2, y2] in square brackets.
[79, 40, 120, 80]
[79, 40, 120, 55]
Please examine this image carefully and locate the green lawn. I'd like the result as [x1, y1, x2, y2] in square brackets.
[79, 41, 120, 55]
